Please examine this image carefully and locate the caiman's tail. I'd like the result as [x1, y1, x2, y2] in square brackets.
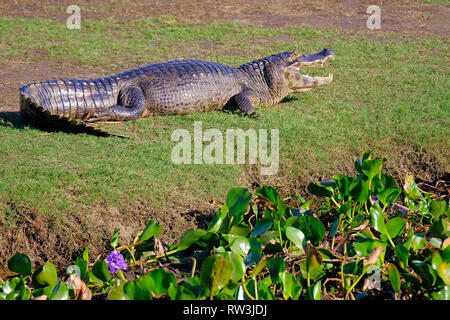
[19, 78, 126, 138]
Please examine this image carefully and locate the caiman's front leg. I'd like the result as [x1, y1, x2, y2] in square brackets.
[85, 86, 145, 123]
[233, 90, 259, 117]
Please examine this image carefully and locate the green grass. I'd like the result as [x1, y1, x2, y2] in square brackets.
[0, 16, 449, 221]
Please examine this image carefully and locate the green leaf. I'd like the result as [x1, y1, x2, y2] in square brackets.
[92, 259, 111, 283]
[7, 278, 30, 300]
[138, 220, 162, 242]
[286, 226, 306, 250]
[403, 229, 414, 250]
[256, 186, 280, 204]
[305, 280, 321, 300]
[124, 280, 152, 300]
[256, 278, 275, 300]
[82, 244, 90, 263]
[317, 248, 338, 260]
[334, 175, 354, 198]
[8, 253, 32, 276]
[382, 217, 406, 240]
[245, 237, 262, 266]
[369, 202, 387, 235]
[377, 187, 402, 207]
[280, 271, 302, 300]
[403, 175, 422, 200]
[50, 280, 69, 300]
[147, 269, 176, 295]
[110, 227, 120, 249]
[411, 233, 427, 251]
[229, 224, 251, 237]
[430, 237, 442, 248]
[229, 236, 251, 257]
[306, 243, 324, 278]
[329, 217, 341, 238]
[411, 260, 436, 288]
[200, 254, 232, 292]
[387, 264, 401, 293]
[431, 251, 450, 285]
[431, 218, 448, 237]
[355, 157, 363, 174]
[251, 257, 268, 279]
[226, 188, 252, 217]
[381, 174, 397, 190]
[207, 208, 226, 233]
[222, 252, 245, 283]
[361, 157, 385, 182]
[353, 237, 386, 262]
[432, 285, 449, 300]
[74, 257, 88, 280]
[177, 228, 208, 251]
[252, 218, 273, 237]
[394, 244, 409, 269]
[180, 277, 209, 300]
[292, 194, 305, 202]
[296, 215, 326, 246]
[343, 260, 363, 275]
[2, 278, 22, 294]
[431, 200, 447, 222]
[108, 279, 129, 300]
[275, 197, 286, 221]
[349, 178, 370, 203]
[267, 257, 285, 284]
[32, 262, 58, 290]
[307, 183, 333, 198]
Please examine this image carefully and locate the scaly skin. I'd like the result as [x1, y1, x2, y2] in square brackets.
[19, 49, 335, 126]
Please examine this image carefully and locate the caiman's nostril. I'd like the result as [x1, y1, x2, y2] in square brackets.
[324, 48, 335, 56]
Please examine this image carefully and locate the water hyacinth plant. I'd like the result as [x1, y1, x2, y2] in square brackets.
[1, 152, 448, 300]
[106, 250, 128, 275]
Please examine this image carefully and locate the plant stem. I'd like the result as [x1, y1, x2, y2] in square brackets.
[331, 196, 341, 209]
[348, 271, 366, 293]
[241, 276, 256, 300]
[364, 200, 370, 215]
[253, 277, 258, 300]
[117, 240, 145, 252]
[228, 216, 234, 233]
[117, 270, 126, 282]
[123, 246, 137, 265]
[385, 232, 396, 249]
[191, 257, 197, 278]
[277, 220, 283, 247]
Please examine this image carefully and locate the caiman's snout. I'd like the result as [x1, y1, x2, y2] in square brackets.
[283, 48, 335, 93]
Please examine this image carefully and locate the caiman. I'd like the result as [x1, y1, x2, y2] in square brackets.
[19, 49, 335, 134]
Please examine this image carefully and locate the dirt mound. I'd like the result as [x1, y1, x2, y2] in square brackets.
[0, 201, 214, 276]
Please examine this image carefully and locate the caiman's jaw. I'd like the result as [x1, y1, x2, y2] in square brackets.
[282, 48, 335, 93]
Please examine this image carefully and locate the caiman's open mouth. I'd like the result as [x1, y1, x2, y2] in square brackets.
[283, 48, 335, 92]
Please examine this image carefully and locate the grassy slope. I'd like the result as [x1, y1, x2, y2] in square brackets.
[0, 16, 448, 224]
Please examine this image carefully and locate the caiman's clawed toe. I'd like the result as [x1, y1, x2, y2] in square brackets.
[19, 48, 336, 130]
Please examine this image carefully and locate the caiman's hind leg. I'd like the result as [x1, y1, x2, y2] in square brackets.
[85, 86, 145, 123]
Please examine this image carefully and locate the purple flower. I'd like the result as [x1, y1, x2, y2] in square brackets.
[371, 195, 378, 204]
[106, 250, 128, 274]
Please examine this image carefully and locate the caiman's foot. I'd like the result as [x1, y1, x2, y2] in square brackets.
[245, 111, 260, 119]
[83, 110, 113, 123]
